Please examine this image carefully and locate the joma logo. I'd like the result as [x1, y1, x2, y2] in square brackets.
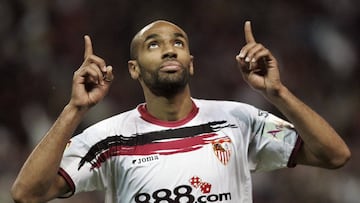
[132, 154, 160, 165]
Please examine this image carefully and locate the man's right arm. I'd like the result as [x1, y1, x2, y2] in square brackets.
[11, 105, 87, 202]
[11, 35, 114, 202]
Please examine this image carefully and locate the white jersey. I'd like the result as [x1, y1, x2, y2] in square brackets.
[59, 98, 302, 203]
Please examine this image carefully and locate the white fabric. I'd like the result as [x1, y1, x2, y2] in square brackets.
[60, 98, 300, 203]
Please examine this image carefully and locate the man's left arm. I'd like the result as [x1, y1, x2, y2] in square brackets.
[236, 21, 351, 169]
[266, 85, 350, 168]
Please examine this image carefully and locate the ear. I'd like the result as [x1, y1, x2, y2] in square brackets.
[189, 55, 194, 76]
[128, 60, 140, 80]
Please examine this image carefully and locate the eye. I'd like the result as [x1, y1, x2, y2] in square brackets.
[148, 41, 159, 49]
[174, 40, 184, 47]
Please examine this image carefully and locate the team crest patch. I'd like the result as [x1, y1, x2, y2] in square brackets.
[212, 137, 232, 165]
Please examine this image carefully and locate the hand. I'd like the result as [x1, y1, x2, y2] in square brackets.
[236, 21, 283, 97]
[69, 35, 114, 110]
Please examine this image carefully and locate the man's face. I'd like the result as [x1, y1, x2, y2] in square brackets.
[129, 21, 194, 96]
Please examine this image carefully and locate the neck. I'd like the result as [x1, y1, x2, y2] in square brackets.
[143, 85, 193, 121]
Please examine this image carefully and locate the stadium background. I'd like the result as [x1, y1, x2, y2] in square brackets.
[0, 0, 359, 202]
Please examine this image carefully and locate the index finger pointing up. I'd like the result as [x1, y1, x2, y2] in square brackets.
[244, 21, 256, 43]
[84, 35, 94, 60]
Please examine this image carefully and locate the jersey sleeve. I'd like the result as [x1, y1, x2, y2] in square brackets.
[58, 129, 110, 197]
[247, 107, 302, 172]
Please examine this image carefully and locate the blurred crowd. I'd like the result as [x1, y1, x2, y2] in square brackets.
[0, 0, 359, 202]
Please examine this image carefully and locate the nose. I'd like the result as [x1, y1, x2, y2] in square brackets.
[162, 52, 177, 59]
[162, 44, 177, 59]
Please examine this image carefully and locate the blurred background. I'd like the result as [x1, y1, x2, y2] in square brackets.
[0, 0, 359, 202]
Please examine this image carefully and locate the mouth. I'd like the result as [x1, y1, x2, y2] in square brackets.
[160, 61, 182, 73]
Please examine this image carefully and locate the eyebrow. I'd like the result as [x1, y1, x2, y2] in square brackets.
[144, 32, 187, 43]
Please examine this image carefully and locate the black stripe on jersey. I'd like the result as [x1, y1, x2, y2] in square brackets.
[78, 120, 237, 170]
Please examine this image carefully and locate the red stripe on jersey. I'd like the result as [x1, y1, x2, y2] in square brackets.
[57, 168, 75, 198]
[90, 133, 218, 169]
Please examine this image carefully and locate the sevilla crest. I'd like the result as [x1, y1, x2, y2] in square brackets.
[212, 137, 232, 165]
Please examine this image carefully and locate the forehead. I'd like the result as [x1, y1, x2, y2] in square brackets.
[130, 21, 189, 58]
[138, 21, 188, 41]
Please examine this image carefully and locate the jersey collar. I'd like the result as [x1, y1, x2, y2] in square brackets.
[137, 100, 199, 127]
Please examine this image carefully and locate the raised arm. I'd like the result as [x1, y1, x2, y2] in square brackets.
[236, 21, 350, 169]
[11, 35, 114, 202]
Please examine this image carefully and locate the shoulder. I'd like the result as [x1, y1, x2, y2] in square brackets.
[72, 107, 140, 144]
[192, 98, 258, 114]
[192, 98, 263, 124]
